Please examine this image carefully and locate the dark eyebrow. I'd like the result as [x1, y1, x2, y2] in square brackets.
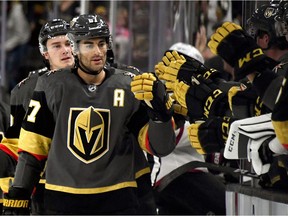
[50, 40, 70, 46]
[82, 38, 106, 44]
[82, 41, 94, 44]
[50, 41, 61, 46]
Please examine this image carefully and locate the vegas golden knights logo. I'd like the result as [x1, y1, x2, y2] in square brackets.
[264, 7, 275, 18]
[67, 106, 110, 164]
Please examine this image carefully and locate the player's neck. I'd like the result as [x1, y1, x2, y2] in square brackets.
[78, 69, 106, 85]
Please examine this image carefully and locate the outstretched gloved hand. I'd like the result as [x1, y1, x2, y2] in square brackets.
[131, 72, 173, 122]
[155, 50, 221, 91]
[208, 22, 278, 80]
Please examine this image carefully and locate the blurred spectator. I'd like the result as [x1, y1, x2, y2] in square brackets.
[114, 7, 130, 63]
[195, 23, 233, 80]
[95, 5, 109, 22]
[58, 0, 80, 22]
[132, 1, 150, 71]
[200, 0, 232, 37]
[21, 2, 47, 78]
[5, 0, 31, 92]
[46, 1, 79, 22]
[231, 1, 243, 26]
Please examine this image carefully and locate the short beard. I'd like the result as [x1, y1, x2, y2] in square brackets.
[76, 55, 102, 75]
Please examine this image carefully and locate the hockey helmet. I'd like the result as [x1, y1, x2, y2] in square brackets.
[246, 3, 288, 49]
[68, 14, 112, 52]
[274, 1, 288, 37]
[169, 42, 204, 64]
[38, 18, 70, 54]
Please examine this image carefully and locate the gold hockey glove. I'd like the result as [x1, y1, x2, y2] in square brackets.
[172, 102, 188, 117]
[173, 75, 228, 121]
[208, 22, 278, 81]
[188, 116, 235, 154]
[155, 51, 221, 91]
[3, 187, 30, 215]
[131, 73, 173, 122]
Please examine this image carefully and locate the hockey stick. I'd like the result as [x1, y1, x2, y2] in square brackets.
[156, 160, 259, 192]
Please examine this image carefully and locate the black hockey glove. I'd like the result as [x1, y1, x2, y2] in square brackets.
[173, 75, 228, 121]
[188, 116, 236, 154]
[259, 155, 288, 191]
[3, 187, 30, 215]
[131, 72, 173, 122]
[258, 136, 275, 165]
[155, 50, 221, 91]
[208, 22, 278, 81]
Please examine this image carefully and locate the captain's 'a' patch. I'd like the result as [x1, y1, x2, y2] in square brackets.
[67, 106, 110, 164]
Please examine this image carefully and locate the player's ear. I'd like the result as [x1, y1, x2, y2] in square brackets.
[42, 52, 49, 60]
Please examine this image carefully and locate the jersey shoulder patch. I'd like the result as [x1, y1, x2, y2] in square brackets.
[46, 68, 61, 76]
[123, 71, 136, 78]
[16, 67, 48, 88]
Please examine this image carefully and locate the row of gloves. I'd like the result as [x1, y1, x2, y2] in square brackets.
[130, 21, 271, 156]
[130, 21, 288, 181]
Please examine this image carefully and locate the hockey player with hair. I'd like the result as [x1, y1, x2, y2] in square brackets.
[2, 14, 175, 214]
[207, 1, 288, 190]
[0, 18, 74, 214]
[154, 1, 288, 190]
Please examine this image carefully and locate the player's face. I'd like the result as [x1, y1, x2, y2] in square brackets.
[78, 37, 107, 74]
[256, 35, 269, 52]
[44, 35, 74, 70]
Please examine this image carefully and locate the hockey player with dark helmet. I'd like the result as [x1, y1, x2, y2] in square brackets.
[68, 14, 161, 215]
[68, 14, 157, 214]
[68, 14, 113, 75]
[207, 1, 288, 191]
[2, 13, 175, 215]
[246, 2, 288, 51]
[38, 18, 73, 70]
[1, 18, 74, 215]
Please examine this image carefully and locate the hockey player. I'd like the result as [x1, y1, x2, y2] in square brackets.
[151, 43, 226, 215]
[2, 14, 175, 214]
[154, 2, 288, 190]
[0, 18, 74, 214]
[157, 2, 288, 156]
[207, 1, 288, 189]
[188, 2, 288, 155]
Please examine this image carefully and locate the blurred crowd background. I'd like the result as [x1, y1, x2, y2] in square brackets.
[0, 0, 267, 102]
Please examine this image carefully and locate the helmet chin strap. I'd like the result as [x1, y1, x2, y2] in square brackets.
[75, 56, 102, 75]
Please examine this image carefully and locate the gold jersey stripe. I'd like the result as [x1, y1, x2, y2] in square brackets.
[39, 179, 46, 184]
[135, 167, 151, 179]
[45, 181, 137, 194]
[18, 128, 51, 156]
[272, 120, 288, 149]
[0, 177, 46, 193]
[0, 177, 14, 193]
[0, 138, 19, 156]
